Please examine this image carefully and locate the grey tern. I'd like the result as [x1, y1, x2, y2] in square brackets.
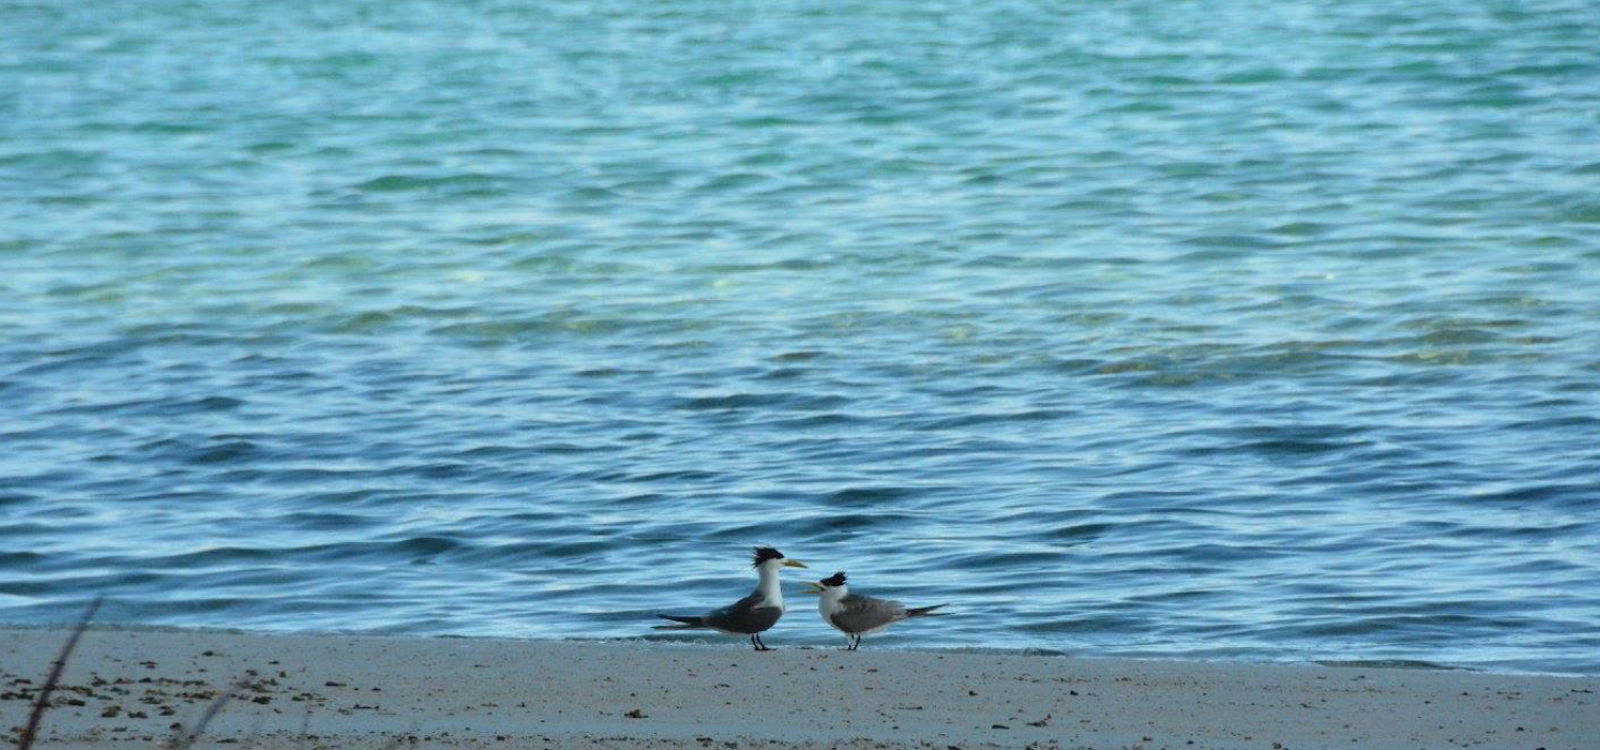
[654, 547, 808, 651]
[802, 571, 945, 650]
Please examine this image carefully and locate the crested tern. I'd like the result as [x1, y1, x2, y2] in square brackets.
[802, 571, 945, 650]
[654, 547, 808, 651]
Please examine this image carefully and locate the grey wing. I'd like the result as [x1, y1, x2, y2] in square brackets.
[702, 592, 784, 634]
[828, 594, 907, 634]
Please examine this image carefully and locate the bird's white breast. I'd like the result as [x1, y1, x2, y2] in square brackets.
[817, 593, 846, 630]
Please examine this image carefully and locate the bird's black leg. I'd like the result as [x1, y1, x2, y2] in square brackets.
[750, 634, 760, 651]
[756, 633, 775, 651]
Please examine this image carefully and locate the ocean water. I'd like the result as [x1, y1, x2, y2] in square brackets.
[3, 0, 1599, 674]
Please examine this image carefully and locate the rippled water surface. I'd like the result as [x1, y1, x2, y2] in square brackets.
[4, 0, 1600, 673]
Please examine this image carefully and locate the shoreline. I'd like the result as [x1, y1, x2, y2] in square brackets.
[4, 627, 1595, 750]
[3, 622, 1581, 679]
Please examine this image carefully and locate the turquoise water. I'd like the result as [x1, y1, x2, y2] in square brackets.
[3, 0, 1600, 673]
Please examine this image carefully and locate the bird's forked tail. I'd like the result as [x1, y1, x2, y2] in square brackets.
[906, 604, 947, 617]
[653, 614, 707, 630]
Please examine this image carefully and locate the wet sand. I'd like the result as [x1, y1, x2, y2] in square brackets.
[3, 628, 1595, 750]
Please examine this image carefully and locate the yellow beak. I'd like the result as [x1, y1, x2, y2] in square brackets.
[783, 558, 808, 569]
[799, 581, 824, 595]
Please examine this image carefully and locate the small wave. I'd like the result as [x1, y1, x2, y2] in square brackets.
[354, 173, 509, 193]
[676, 392, 850, 412]
[822, 486, 917, 506]
[1314, 659, 1465, 671]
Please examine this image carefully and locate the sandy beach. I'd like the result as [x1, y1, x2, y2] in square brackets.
[2, 628, 1594, 750]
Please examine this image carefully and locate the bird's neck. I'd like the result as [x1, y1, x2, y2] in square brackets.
[817, 586, 848, 615]
[755, 564, 784, 609]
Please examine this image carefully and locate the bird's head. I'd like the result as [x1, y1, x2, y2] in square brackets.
[752, 546, 807, 572]
[801, 570, 848, 599]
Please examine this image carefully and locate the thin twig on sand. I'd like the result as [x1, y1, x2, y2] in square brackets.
[17, 596, 103, 750]
[167, 678, 250, 750]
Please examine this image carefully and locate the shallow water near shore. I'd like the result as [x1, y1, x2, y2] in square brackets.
[3, 0, 1599, 674]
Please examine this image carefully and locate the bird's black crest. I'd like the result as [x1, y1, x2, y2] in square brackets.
[821, 571, 847, 587]
[752, 547, 785, 566]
